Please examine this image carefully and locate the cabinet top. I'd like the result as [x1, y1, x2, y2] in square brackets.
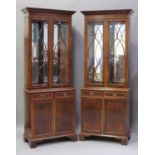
[81, 9, 133, 16]
[22, 7, 76, 15]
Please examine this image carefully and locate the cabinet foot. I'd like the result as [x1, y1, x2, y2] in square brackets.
[23, 137, 28, 142]
[29, 141, 37, 148]
[128, 135, 131, 140]
[121, 138, 128, 145]
[79, 134, 86, 141]
[68, 135, 78, 142]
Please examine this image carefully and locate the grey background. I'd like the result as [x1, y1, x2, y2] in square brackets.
[16, 0, 138, 134]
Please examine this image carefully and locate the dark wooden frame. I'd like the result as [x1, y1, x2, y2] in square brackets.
[80, 10, 133, 145]
[22, 7, 77, 148]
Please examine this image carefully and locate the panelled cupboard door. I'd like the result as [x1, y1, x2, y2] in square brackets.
[81, 98, 102, 134]
[55, 98, 75, 135]
[104, 99, 126, 136]
[31, 100, 53, 138]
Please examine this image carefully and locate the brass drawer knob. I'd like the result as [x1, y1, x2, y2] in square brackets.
[89, 92, 94, 95]
[63, 93, 67, 96]
[40, 94, 46, 98]
[112, 93, 117, 97]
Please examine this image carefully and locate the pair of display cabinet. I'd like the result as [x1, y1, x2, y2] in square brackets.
[22, 7, 133, 148]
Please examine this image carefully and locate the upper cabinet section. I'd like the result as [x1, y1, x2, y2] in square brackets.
[81, 9, 133, 87]
[22, 8, 75, 89]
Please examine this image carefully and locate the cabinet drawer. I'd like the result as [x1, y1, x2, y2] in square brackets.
[31, 93, 53, 100]
[105, 91, 127, 98]
[55, 91, 75, 98]
[81, 91, 104, 97]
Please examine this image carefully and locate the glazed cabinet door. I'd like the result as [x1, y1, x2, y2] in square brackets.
[85, 21, 104, 86]
[107, 20, 128, 87]
[31, 98, 53, 138]
[31, 19, 50, 88]
[104, 99, 126, 136]
[52, 20, 71, 87]
[55, 98, 76, 135]
[81, 98, 102, 134]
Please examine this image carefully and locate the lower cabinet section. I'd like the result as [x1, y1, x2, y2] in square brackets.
[80, 89, 130, 145]
[24, 88, 77, 148]
[24, 88, 130, 147]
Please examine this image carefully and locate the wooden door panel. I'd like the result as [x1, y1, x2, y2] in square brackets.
[104, 99, 125, 135]
[81, 98, 102, 134]
[55, 98, 75, 135]
[31, 100, 53, 138]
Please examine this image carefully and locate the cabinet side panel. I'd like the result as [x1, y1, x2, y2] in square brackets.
[24, 92, 31, 131]
[24, 16, 30, 88]
[68, 19, 72, 86]
[126, 92, 130, 134]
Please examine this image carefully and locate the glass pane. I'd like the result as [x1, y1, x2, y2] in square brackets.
[32, 21, 48, 85]
[109, 22, 126, 84]
[87, 22, 103, 83]
[53, 21, 68, 84]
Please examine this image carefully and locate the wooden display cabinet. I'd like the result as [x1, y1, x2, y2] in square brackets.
[22, 7, 77, 148]
[80, 10, 133, 145]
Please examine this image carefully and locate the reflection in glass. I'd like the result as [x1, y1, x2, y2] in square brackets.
[32, 21, 48, 85]
[87, 22, 103, 83]
[53, 22, 68, 84]
[109, 22, 126, 83]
